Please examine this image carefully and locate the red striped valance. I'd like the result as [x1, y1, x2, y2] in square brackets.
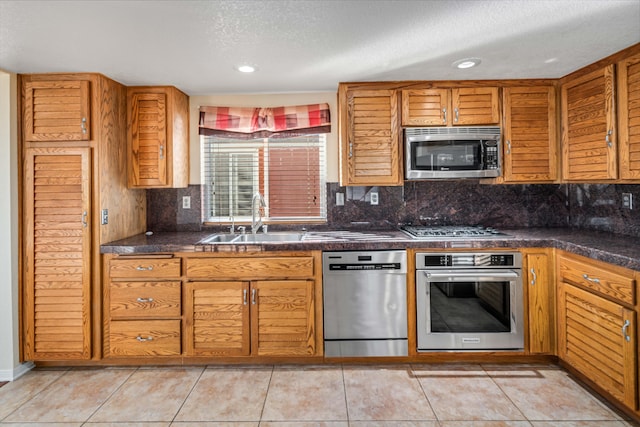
[199, 103, 331, 139]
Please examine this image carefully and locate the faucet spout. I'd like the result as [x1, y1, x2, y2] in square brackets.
[251, 192, 267, 234]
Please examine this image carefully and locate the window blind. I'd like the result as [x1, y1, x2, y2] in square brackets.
[201, 134, 327, 223]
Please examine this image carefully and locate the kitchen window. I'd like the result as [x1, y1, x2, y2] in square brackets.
[201, 134, 327, 223]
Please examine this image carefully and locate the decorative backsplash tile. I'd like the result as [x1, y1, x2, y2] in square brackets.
[147, 182, 640, 237]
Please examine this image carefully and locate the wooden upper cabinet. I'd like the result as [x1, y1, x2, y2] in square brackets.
[339, 87, 402, 186]
[401, 87, 499, 126]
[561, 65, 617, 181]
[401, 89, 449, 126]
[23, 147, 92, 360]
[452, 87, 500, 125]
[24, 80, 91, 142]
[502, 86, 558, 182]
[127, 86, 189, 188]
[618, 53, 640, 180]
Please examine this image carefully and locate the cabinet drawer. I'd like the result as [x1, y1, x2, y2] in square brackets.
[109, 320, 180, 356]
[110, 257, 181, 279]
[110, 282, 181, 319]
[186, 256, 314, 279]
[558, 253, 636, 306]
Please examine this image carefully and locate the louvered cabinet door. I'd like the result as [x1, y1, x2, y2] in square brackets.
[184, 281, 250, 356]
[251, 280, 316, 357]
[401, 89, 449, 126]
[23, 147, 92, 360]
[561, 65, 617, 181]
[128, 92, 168, 187]
[451, 87, 500, 125]
[23, 80, 91, 142]
[502, 86, 558, 182]
[618, 53, 640, 180]
[557, 282, 637, 409]
[341, 88, 402, 186]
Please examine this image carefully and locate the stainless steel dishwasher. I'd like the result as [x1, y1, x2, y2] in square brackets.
[322, 250, 408, 357]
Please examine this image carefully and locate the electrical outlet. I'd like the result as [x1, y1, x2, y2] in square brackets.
[622, 193, 633, 210]
[370, 192, 379, 205]
[101, 209, 108, 225]
[182, 196, 191, 209]
[336, 192, 344, 206]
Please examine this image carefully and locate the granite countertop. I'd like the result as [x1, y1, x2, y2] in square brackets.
[101, 228, 640, 271]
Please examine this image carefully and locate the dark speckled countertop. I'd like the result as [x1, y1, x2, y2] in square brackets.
[100, 228, 640, 271]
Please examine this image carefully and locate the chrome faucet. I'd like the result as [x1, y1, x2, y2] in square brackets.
[251, 192, 267, 235]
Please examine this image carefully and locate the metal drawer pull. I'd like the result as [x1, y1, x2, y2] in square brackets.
[582, 274, 600, 283]
[243, 289, 248, 305]
[530, 268, 537, 285]
[622, 320, 631, 342]
[82, 211, 88, 228]
[136, 297, 154, 303]
[442, 108, 447, 123]
[251, 288, 257, 305]
[605, 129, 613, 147]
[136, 266, 154, 271]
[136, 336, 153, 342]
[81, 117, 87, 134]
[506, 140, 512, 155]
[454, 107, 459, 122]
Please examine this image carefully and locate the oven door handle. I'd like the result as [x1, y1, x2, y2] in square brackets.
[424, 270, 520, 281]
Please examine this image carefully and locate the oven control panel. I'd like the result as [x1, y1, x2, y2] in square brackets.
[416, 252, 521, 269]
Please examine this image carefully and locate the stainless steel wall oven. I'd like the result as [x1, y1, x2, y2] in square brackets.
[415, 252, 524, 351]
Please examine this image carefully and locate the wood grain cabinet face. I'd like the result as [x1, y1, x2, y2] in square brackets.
[127, 86, 189, 189]
[524, 251, 555, 355]
[401, 87, 499, 127]
[556, 252, 638, 410]
[561, 65, 617, 181]
[618, 53, 640, 180]
[23, 80, 91, 142]
[339, 88, 402, 186]
[502, 86, 558, 182]
[104, 255, 183, 358]
[23, 147, 92, 360]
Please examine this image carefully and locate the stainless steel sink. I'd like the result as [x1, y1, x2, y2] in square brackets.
[198, 232, 305, 244]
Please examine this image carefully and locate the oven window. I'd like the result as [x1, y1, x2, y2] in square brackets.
[413, 140, 482, 171]
[429, 281, 510, 333]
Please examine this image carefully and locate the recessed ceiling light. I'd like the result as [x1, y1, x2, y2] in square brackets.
[452, 58, 481, 69]
[236, 65, 257, 73]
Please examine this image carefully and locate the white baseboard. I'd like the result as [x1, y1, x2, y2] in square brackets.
[0, 361, 34, 381]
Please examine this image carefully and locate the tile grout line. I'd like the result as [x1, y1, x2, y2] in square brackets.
[167, 365, 207, 425]
[80, 366, 140, 426]
[0, 367, 71, 424]
[479, 363, 530, 425]
[257, 364, 275, 425]
[410, 363, 442, 426]
[341, 363, 351, 425]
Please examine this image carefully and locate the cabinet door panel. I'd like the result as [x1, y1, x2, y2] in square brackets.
[503, 86, 557, 182]
[129, 92, 167, 187]
[341, 88, 402, 186]
[526, 252, 554, 354]
[252, 280, 316, 356]
[452, 87, 500, 125]
[184, 281, 250, 356]
[24, 147, 92, 360]
[618, 53, 640, 180]
[401, 89, 448, 126]
[24, 80, 91, 141]
[558, 282, 637, 409]
[561, 65, 617, 180]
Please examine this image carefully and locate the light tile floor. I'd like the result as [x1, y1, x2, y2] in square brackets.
[0, 363, 638, 426]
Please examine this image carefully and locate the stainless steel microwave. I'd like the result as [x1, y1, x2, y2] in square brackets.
[404, 127, 501, 179]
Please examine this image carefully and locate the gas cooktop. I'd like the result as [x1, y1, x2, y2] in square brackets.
[400, 225, 513, 240]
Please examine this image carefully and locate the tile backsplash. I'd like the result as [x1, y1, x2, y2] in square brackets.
[147, 182, 640, 238]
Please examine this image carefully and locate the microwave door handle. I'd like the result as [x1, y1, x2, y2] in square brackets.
[425, 270, 520, 281]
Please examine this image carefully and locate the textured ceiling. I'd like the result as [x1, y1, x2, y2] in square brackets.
[1, 0, 639, 95]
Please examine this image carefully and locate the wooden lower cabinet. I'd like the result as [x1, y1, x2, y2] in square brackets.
[184, 279, 316, 357]
[557, 252, 638, 410]
[522, 249, 555, 354]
